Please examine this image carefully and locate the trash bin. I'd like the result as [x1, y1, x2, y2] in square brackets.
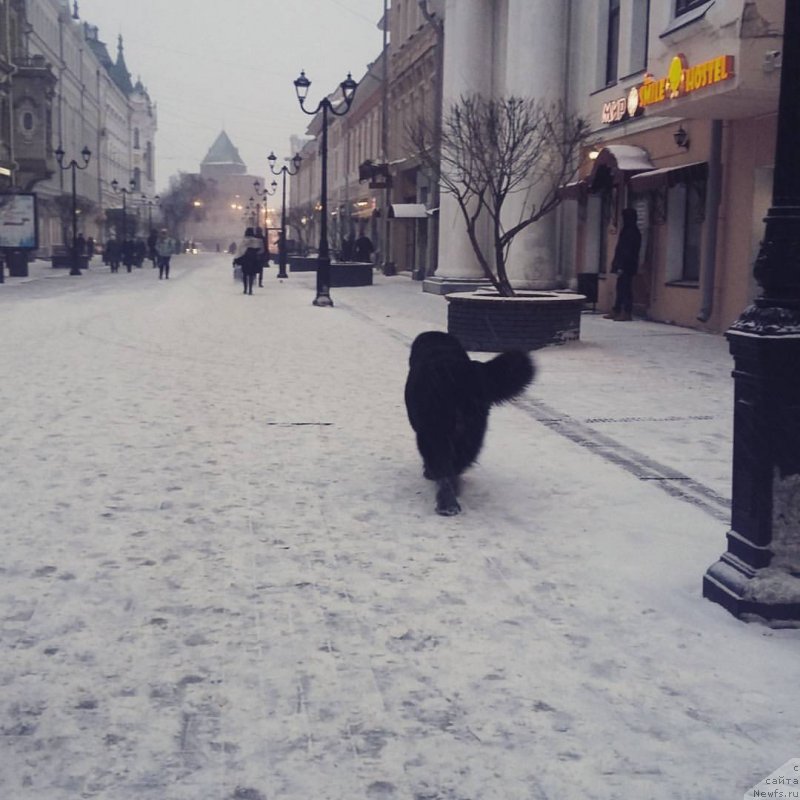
[4, 249, 28, 278]
[577, 272, 598, 310]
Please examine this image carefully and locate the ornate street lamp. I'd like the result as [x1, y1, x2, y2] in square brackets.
[268, 151, 302, 279]
[703, 2, 800, 623]
[54, 144, 91, 276]
[294, 69, 358, 306]
[111, 177, 136, 272]
[141, 193, 160, 232]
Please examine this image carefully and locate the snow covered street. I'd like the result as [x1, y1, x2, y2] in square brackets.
[0, 254, 797, 800]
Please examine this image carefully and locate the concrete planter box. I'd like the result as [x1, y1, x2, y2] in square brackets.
[288, 257, 373, 286]
[330, 261, 373, 287]
[446, 290, 585, 352]
[288, 256, 317, 272]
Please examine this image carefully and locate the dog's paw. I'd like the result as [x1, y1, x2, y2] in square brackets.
[436, 500, 461, 516]
[435, 479, 461, 516]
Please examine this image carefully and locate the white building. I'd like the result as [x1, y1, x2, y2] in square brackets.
[22, 0, 156, 251]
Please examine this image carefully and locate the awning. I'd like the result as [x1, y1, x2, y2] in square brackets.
[389, 203, 429, 219]
[628, 161, 709, 192]
[588, 145, 655, 191]
[558, 180, 588, 201]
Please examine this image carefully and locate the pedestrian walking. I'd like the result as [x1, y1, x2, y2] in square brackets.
[605, 208, 642, 322]
[234, 227, 264, 295]
[355, 232, 374, 263]
[105, 237, 121, 273]
[254, 227, 269, 287]
[155, 229, 175, 279]
[342, 233, 356, 262]
[86, 236, 95, 262]
[147, 229, 158, 267]
[75, 233, 86, 259]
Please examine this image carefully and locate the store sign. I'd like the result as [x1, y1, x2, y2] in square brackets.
[638, 53, 735, 108]
[0, 193, 37, 249]
[602, 86, 644, 125]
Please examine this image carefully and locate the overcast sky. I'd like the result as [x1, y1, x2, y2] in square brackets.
[77, 0, 385, 191]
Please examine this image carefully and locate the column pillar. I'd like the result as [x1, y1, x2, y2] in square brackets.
[503, 0, 567, 289]
[424, 0, 494, 294]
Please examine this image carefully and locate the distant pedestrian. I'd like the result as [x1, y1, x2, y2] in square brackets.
[155, 229, 175, 279]
[105, 237, 121, 272]
[254, 227, 269, 287]
[122, 239, 137, 273]
[234, 227, 264, 295]
[147, 229, 158, 267]
[75, 233, 86, 257]
[605, 208, 641, 322]
[342, 233, 356, 262]
[86, 236, 95, 262]
[355, 233, 374, 263]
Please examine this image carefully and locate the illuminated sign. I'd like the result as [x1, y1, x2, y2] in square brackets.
[601, 86, 645, 125]
[638, 53, 735, 108]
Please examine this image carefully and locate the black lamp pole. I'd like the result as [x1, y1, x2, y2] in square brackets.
[54, 144, 91, 276]
[111, 178, 136, 272]
[294, 69, 358, 306]
[141, 193, 160, 232]
[268, 151, 302, 279]
[703, 2, 800, 624]
[253, 178, 278, 270]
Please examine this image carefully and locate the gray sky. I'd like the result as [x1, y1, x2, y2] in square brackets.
[77, 0, 385, 191]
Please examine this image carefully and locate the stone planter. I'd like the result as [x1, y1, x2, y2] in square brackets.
[288, 256, 317, 272]
[446, 290, 585, 352]
[330, 261, 373, 287]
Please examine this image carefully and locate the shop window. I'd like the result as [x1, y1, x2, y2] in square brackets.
[605, 0, 621, 86]
[665, 177, 706, 283]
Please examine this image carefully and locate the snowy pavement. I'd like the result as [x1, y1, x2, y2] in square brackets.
[0, 254, 796, 800]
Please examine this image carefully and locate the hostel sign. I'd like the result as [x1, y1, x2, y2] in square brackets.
[638, 53, 735, 108]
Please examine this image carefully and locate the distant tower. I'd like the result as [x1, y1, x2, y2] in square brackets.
[200, 131, 247, 179]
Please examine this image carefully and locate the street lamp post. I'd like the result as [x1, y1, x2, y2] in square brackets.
[294, 69, 358, 306]
[253, 178, 278, 270]
[703, 2, 800, 624]
[141, 193, 160, 232]
[268, 152, 302, 279]
[111, 178, 136, 272]
[54, 144, 91, 276]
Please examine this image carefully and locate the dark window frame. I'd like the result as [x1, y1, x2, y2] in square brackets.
[605, 0, 621, 86]
[675, 0, 707, 16]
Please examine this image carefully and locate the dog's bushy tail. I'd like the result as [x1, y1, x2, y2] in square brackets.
[480, 351, 535, 405]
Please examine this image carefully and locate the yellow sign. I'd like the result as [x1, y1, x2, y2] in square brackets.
[638, 53, 734, 107]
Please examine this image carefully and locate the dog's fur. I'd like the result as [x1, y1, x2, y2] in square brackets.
[404, 331, 535, 515]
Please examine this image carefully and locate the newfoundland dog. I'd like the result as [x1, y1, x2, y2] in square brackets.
[404, 331, 535, 516]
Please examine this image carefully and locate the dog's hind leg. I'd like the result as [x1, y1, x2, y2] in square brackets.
[435, 476, 461, 516]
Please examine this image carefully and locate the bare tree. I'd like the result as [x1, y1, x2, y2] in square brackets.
[412, 95, 590, 296]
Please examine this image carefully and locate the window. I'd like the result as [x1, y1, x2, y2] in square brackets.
[629, 0, 650, 75]
[665, 176, 706, 282]
[605, 0, 621, 86]
[675, 0, 708, 15]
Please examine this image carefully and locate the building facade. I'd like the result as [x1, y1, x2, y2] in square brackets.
[561, 0, 784, 333]
[182, 130, 267, 252]
[0, 0, 157, 253]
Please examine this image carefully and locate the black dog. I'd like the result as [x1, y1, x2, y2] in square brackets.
[404, 331, 535, 515]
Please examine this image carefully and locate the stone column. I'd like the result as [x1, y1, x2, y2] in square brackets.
[424, 0, 494, 294]
[503, 0, 567, 289]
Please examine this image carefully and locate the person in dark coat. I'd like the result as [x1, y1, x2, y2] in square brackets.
[234, 227, 264, 295]
[341, 233, 356, 262]
[147, 229, 158, 267]
[122, 239, 136, 273]
[605, 208, 642, 322]
[254, 227, 269, 287]
[105, 237, 121, 272]
[75, 233, 86, 257]
[86, 236, 95, 262]
[354, 233, 374, 263]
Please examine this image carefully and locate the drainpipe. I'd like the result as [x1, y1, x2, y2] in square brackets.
[697, 119, 722, 322]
